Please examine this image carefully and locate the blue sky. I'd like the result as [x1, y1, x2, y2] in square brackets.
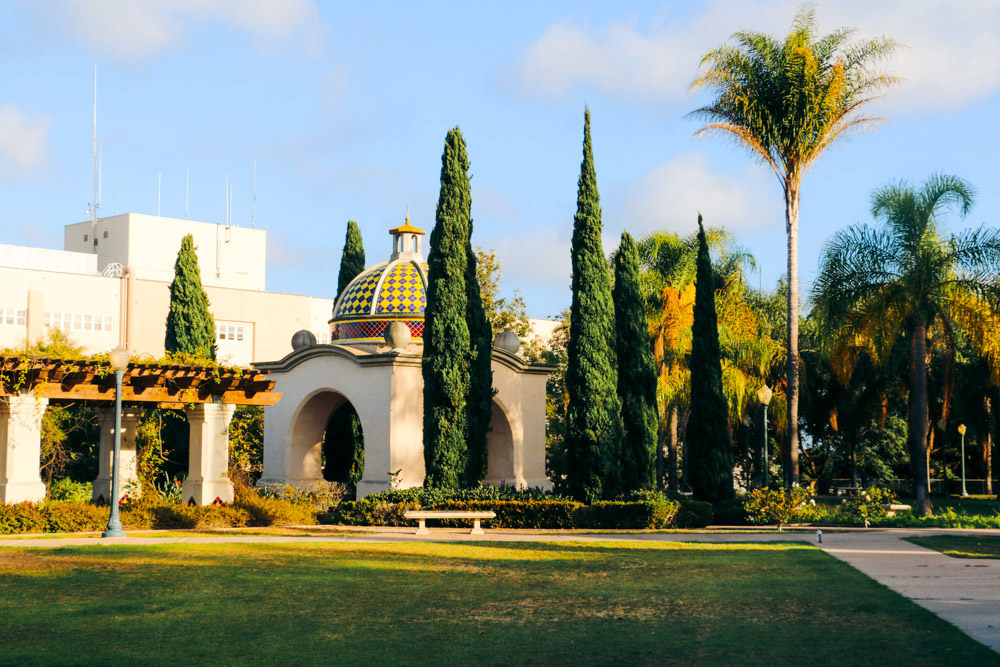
[1, 1, 997, 318]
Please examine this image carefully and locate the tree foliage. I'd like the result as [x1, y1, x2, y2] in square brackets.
[687, 216, 735, 503]
[613, 232, 657, 492]
[164, 234, 216, 360]
[691, 5, 899, 485]
[422, 128, 472, 488]
[464, 192, 494, 488]
[337, 220, 366, 300]
[563, 108, 623, 502]
[813, 174, 1000, 515]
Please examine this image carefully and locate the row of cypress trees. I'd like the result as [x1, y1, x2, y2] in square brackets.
[563, 110, 732, 503]
[563, 109, 657, 502]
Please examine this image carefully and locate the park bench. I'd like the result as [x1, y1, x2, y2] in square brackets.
[885, 503, 911, 517]
[403, 510, 497, 535]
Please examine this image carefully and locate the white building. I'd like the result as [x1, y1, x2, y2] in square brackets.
[1, 214, 332, 365]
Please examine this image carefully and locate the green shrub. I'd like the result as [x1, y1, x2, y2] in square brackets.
[48, 479, 93, 503]
[366, 485, 561, 505]
[41, 502, 107, 532]
[0, 503, 47, 534]
[576, 501, 678, 529]
[326, 499, 420, 526]
[743, 488, 810, 528]
[675, 498, 714, 528]
[428, 500, 583, 529]
[844, 486, 898, 522]
[711, 497, 749, 526]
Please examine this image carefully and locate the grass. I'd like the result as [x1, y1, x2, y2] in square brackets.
[1, 541, 995, 665]
[907, 535, 1000, 559]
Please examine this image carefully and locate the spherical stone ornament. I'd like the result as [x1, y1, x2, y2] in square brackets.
[494, 330, 521, 355]
[385, 321, 411, 350]
[291, 330, 317, 351]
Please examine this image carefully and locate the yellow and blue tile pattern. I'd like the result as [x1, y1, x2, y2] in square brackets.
[375, 262, 427, 315]
[335, 264, 386, 317]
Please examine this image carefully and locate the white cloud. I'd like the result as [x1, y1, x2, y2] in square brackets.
[514, 0, 1000, 112]
[47, 0, 324, 62]
[615, 151, 778, 236]
[0, 104, 51, 178]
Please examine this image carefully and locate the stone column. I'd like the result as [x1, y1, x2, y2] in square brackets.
[181, 402, 236, 505]
[92, 408, 140, 504]
[0, 394, 49, 503]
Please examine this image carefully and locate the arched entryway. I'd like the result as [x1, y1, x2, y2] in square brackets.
[287, 389, 365, 488]
[484, 399, 515, 485]
[322, 402, 364, 491]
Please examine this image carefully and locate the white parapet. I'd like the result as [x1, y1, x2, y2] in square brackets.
[0, 394, 49, 503]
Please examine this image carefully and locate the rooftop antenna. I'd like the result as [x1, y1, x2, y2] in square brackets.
[87, 66, 99, 226]
[98, 143, 102, 212]
[250, 156, 257, 229]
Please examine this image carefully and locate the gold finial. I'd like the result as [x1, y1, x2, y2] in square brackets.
[405, 204, 409, 226]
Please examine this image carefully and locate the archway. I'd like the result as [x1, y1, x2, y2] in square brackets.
[287, 389, 364, 487]
[322, 402, 364, 491]
[484, 399, 515, 485]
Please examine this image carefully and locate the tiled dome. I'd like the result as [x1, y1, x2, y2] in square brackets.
[329, 219, 429, 344]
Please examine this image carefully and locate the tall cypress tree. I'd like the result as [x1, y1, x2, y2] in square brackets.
[330, 219, 367, 489]
[337, 220, 366, 300]
[564, 108, 623, 502]
[687, 215, 734, 503]
[613, 231, 657, 492]
[463, 208, 494, 487]
[164, 234, 216, 360]
[422, 128, 472, 488]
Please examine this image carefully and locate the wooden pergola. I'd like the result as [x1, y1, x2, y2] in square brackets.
[0, 357, 280, 407]
[0, 356, 282, 506]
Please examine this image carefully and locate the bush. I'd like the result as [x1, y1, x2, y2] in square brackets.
[365, 485, 561, 505]
[576, 501, 678, 529]
[743, 488, 810, 528]
[675, 498, 714, 528]
[236, 492, 318, 526]
[429, 500, 583, 529]
[711, 496, 748, 526]
[48, 479, 93, 503]
[844, 486, 898, 522]
[326, 499, 419, 527]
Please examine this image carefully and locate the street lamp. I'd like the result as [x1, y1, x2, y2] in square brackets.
[757, 385, 773, 488]
[958, 424, 969, 498]
[102, 345, 129, 538]
[742, 414, 752, 490]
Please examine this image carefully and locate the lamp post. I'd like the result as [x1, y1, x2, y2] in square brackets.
[958, 424, 968, 498]
[102, 345, 129, 538]
[742, 414, 752, 490]
[757, 385, 773, 488]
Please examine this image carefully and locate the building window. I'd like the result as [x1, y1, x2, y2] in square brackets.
[83, 234, 88, 242]
[217, 323, 245, 341]
[0, 308, 26, 326]
[93, 238, 98, 247]
[314, 331, 330, 344]
[103, 231, 108, 238]
[43, 310, 112, 332]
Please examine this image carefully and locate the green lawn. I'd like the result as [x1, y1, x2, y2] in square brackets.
[0, 541, 994, 665]
[907, 535, 1000, 559]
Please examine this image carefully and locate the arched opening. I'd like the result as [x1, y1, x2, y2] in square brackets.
[288, 390, 364, 492]
[484, 399, 515, 485]
[322, 402, 364, 493]
[411, 236, 417, 252]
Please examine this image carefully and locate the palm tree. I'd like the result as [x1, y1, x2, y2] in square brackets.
[690, 6, 899, 486]
[812, 174, 1000, 516]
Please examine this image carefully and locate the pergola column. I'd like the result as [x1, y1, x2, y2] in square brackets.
[0, 394, 48, 503]
[93, 408, 140, 504]
[181, 401, 236, 505]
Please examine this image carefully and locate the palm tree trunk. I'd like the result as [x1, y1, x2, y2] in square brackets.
[665, 407, 678, 492]
[784, 181, 801, 487]
[910, 321, 932, 516]
[656, 419, 665, 490]
[985, 397, 993, 496]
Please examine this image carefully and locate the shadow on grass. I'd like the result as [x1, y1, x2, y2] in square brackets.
[1, 541, 995, 666]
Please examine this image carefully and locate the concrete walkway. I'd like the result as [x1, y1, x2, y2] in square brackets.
[3, 527, 998, 653]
